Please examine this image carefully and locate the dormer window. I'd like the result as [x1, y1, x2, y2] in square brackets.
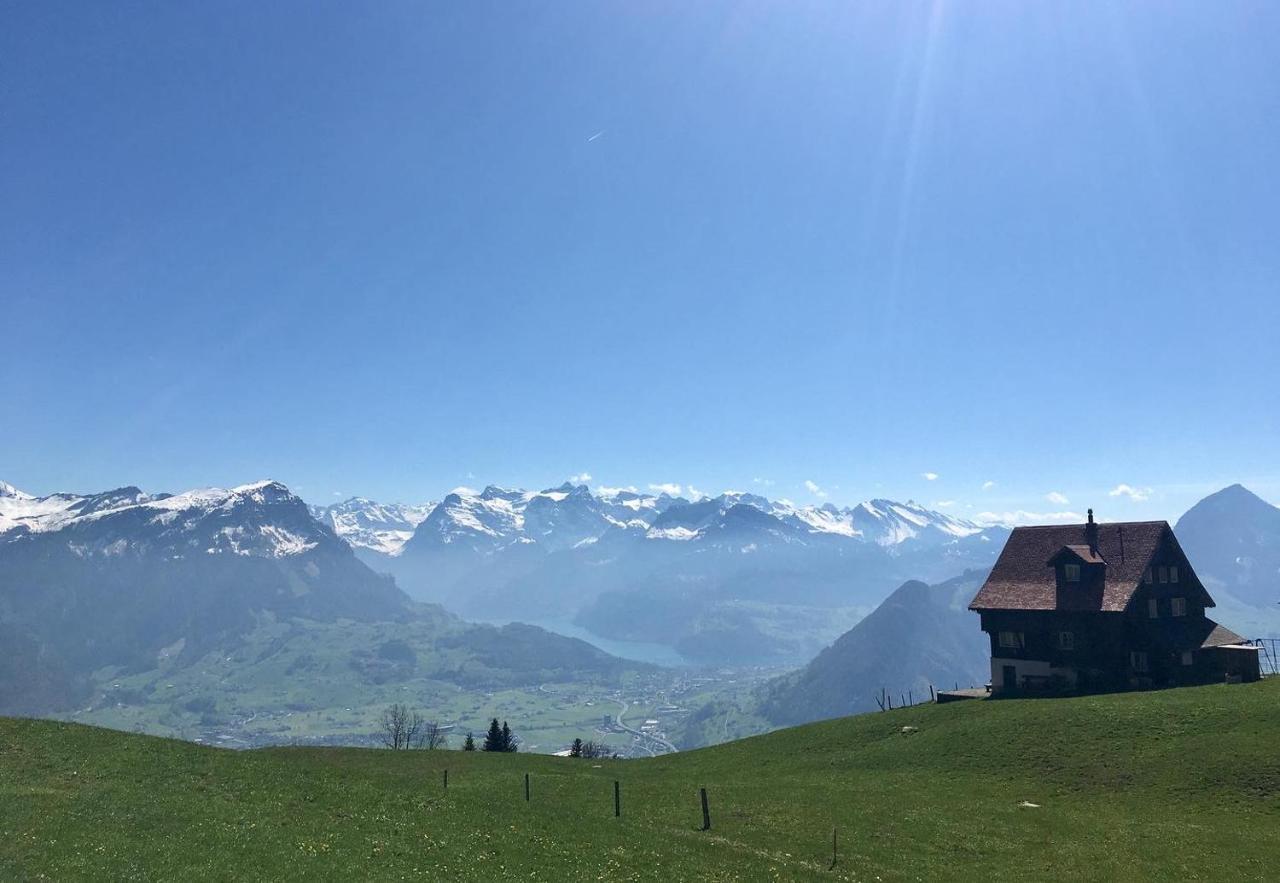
[1064, 564, 1081, 583]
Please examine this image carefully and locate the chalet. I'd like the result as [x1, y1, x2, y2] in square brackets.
[969, 510, 1260, 694]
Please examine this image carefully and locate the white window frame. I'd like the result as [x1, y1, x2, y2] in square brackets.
[1158, 565, 1169, 584]
[1064, 564, 1081, 583]
[1169, 565, 1179, 584]
[1171, 597, 1187, 617]
[998, 631, 1023, 649]
[1058, 631, 1074, 651]
[1131, 651, 1149, 673]
[1148, 598, 1159, 619]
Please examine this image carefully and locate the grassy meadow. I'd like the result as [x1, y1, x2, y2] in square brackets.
[4, 679, 1279, 880]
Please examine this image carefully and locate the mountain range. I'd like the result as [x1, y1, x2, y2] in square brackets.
[4, 474, 1277, 747]
[0, 480, 643, 720]
[362, 483, 1009, 663]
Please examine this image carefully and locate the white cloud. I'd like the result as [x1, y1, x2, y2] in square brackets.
[981, 480, 996, 491]
[595, 485, 638, 497]
[752, 477, 775, 487]
[450, 486, 479, 496]
[1109, 483, 1152, 502]
[935, 500, 957, 508]
[649, 483, 683, 496]
[922, 472, 939, 481]
[804, 480, 828, 499]
[1045, 491, 1070, 505]
[568, 472, 592, 484]
[976, 509, 1083, 527]
[687, 484, 707, 500]
[332, 491, 343, 497]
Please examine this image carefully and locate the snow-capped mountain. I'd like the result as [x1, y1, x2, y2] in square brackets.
[400, 482, 658, 557]
[0, 479, 341, 559]
[309, 497, 434, 556]
[378, 483, 990, 559]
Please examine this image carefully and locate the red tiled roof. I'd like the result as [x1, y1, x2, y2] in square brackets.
[970, 521, 1169, 612]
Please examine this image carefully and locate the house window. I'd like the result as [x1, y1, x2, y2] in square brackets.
[1181, 651, 1194, 666]
[1158, 566, 1169, 584]
[1058, 631, 1074, 650]
[1064, 564, 1081, 583]
[1148, 598, 1159, 619]
[1131, 651, 1149, 673]
[999, 631, 1023, 649]
[1143, 567, 1153, 584]
[1170, 565, 1179, 583]
[1171, 597, 1187, 617]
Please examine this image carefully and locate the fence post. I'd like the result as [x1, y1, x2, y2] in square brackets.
[524, 772, 530, 802]
[614, 780, 621, 818]
[699, 787, 711, 831]
[443, 769, 448, 791]
[929, 684, 935, 702]
[830, 826, 838, 870]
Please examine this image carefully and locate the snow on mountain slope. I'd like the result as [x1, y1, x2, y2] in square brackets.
[0, 482, 157, 536]
[384, 481, 995, 557]
[0, 479, 338, 559]
[309, 497, 434, 556]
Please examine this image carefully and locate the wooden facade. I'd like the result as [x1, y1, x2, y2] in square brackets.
[970, 511, 1260, 694]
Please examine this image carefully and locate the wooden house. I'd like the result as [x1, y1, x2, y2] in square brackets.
[969, 510, 1260, 693]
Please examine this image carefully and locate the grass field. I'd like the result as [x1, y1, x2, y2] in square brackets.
[4, 679, 1279, 880]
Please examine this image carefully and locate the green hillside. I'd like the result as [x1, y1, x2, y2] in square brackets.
[4, 680, 1279, 881]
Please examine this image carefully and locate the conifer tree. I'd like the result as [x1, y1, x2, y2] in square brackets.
[463, 731, 475, 751]
[482, 718, 503, 751]
[569, 738, 583, 758]
[501, 720, 517, 753]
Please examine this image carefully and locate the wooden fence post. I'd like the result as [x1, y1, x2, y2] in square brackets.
[699, 787, 711, 831]
[525, 772, 530, 802]
[443, 769, 448, 791]
[929, 684, 935, 702]
[614, 780, 621, 818]
[830, 826, 838, 870]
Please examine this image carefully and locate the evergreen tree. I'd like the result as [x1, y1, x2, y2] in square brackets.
[482, 718, 503, 752]
[501, 721, 517, 753]
[463, 731, 475, 751]
[569, 738, 583, 758]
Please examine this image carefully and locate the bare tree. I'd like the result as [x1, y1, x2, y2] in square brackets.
[579, 740, 614, 759]
[421, 720, 448, 750]
[380, 703, 426, 750]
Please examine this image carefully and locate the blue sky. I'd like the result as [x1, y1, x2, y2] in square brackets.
[2, 2, 1278, 522]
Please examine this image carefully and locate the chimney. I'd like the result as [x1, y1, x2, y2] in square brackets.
[1085, 508, 1098, 554]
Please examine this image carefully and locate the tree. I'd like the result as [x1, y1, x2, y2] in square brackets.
[463, 731, 476, 751]
[422, 720, 448, 750]
[482, 718, 519, 752]
[569, 738, 583, 758]
[379, 703, 425, 750]
[482, 718, 504, 752]
[579, 740, 613, 759]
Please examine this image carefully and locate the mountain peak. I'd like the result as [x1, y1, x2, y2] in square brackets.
[0, 480, 33, 500]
